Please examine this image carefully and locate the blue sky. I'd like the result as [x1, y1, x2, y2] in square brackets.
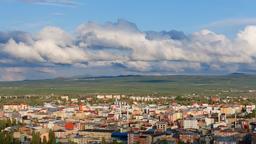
[1, 0, 256, 81]
[1, 0, 256, 34]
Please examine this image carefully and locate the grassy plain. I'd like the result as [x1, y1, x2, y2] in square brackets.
[0, 74, 256, 97]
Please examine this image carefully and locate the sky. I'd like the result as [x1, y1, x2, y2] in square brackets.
[1, 0, 256, 81]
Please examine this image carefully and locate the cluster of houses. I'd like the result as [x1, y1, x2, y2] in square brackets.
[1, 95, 256, 144]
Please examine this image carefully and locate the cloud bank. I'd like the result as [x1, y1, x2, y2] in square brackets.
[1, 19, 256, 81]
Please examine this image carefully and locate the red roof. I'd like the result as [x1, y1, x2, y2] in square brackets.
[65, 122, 74, 130]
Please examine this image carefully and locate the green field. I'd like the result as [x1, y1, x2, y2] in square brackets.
[0, 74, 256, 97]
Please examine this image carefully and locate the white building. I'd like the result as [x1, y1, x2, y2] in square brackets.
[3, 104, 28, 112]
[183, 119, 199, 129]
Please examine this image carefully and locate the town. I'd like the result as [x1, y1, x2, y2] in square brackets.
[1, 94, 256, 144]
[2, 0, 256, 144]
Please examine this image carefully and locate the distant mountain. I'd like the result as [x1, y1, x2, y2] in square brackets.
[49, 73, 254, 81]
[228, 72, 249, 77]
[3, 73, 256, 83]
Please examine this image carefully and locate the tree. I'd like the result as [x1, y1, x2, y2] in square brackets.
[31, 131, 36, 144]
[3, 132, 14, 144]
[175, 96, 184, 102]
[31, 131, 41, 144]
[13, 138, 20, 144]
[68, 139, 77, 144]
[112, 140, 119, 144]
[0, 132, 5, 143]
[178, 141, 185, 144]
[12, 119, 17, 126]
[101, 137, 106, 144]
[42, 136, 48, 144]
[6, 118, 12, 127]
[48, 130, 56, 144]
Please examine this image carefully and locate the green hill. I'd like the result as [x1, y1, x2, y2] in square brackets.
[0, 75, 256, 97]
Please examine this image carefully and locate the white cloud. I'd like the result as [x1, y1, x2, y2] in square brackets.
[1, 20, 256, 80]
[3, 39, 45, 62]
[2, 27, 89, 64]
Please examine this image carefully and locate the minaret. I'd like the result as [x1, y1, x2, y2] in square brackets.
[234, 112, 237, 128]
[119, 101, 122, 119]
[127, 105, 129, 122]
[115, 98, 118, 105]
